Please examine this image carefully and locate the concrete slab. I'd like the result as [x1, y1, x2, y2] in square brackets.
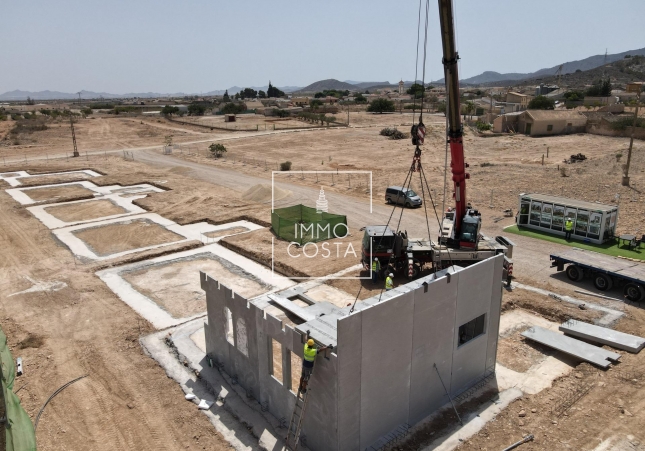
[97, 242, 294, 329]
[560, 319, 645, 353]
[522, 325, 621, 368]
[0, 169, 101, 187]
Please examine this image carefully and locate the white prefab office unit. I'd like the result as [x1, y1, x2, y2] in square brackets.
[517, 193, 618, 244]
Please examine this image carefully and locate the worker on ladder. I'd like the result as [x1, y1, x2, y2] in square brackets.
[299, 339, 329, 393]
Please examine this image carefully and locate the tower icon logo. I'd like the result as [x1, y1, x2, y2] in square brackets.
[315, 186, 328, 213]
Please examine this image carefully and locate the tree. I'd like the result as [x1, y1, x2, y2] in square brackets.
[367, 98, 395, 113]
[223, 90, 230, 102]
[188, 104, 206, 115]
[221, 102, 246, 114]
[406, 83, 425, 99]
[209, 143, 227, 158]
[161, 105, 180, 116]
[310, 99, 323, 109]
[239, 88, 258, 99]
[258, 90, 266, 99]
[528, 95, 555, 110]
[586, 78, 612, 97]
[267, 82, 285, 98]
[464, 100, 475, 119]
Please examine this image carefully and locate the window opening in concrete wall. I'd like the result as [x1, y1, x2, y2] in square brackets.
[458, 314, 486, 347]
[224, 307, 234, 345]
[236, 317, 248, 357]
[289, 350, 301, 394]
[271, 338, 283, 384]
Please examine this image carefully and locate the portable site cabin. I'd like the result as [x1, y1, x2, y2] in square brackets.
[517, 193, 618, 244]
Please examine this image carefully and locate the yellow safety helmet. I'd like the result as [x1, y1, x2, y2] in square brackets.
[307, 339, 315, 347]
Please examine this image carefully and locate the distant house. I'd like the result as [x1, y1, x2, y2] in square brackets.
[518, 110, 587, 136]
[505, 92, 532, 110]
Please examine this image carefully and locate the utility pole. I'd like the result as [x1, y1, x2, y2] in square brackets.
[70, 115, 80, 157]
[622, 87, 641, 186]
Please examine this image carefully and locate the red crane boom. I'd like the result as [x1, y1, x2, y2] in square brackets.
[438, 0, 469, 241]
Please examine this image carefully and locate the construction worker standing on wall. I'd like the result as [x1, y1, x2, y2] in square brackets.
[371, 258, 381, 284]
[565, 217, 574, 241]
[385, 273, 394, 291]
[299, 339, 329, 393]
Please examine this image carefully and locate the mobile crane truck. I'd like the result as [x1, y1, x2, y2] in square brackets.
[361, 0, 514, 280]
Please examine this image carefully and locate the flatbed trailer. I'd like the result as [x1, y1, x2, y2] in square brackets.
[550, 248, 645, 302]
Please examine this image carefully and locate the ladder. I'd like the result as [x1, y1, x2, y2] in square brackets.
[285, 377, 312, 450]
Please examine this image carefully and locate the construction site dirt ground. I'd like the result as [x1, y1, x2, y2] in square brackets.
[0, 114, 644, 450]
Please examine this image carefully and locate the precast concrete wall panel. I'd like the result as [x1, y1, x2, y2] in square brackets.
[301, 354, 338, 451]
[337, 311, 363, 450]
[486, 256, 504, 372]
[359, 291, 415, 448]
[450, 259, 495, 395]
[408, 273, 458, 425]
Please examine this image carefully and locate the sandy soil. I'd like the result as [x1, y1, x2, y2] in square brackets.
[1, 113, 645, 451]
[72, 219, 185, 256]
[122, 256, 268, 318]
[22, 184, 95, 202]
[220, 227, 363, 278]
[0, 183, 229, 450]
[44, 199, 127, 222]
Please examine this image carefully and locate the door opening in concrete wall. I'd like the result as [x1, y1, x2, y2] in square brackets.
[289, 350, 301, 394]
[224, 307, 234, 345]
[237, 317, 248, 357]
[458, 313, 486, 347]
[270, 338, 283, 384]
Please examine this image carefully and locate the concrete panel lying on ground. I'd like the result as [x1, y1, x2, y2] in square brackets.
[560, 319, 645, 353]
[522, 326, 621, 369]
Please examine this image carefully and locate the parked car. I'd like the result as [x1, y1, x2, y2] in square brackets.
[385, 186, 422, 207]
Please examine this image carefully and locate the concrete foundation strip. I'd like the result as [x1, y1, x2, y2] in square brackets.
[512, 282, 624, 326]
[521, 326, 621, 369]
[559, 319, 645, 353]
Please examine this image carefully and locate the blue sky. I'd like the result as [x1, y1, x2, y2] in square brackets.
[1, 0, 644, 93]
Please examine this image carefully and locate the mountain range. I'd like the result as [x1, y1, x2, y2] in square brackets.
[2, 47, 644, 101]
[432, 47, 645, 85]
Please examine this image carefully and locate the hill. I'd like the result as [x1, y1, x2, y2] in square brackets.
[432, 47, 645, 86]
[483, 55, 645, 89]
[294, 79, 358, 93]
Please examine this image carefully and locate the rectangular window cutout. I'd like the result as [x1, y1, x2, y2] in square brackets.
[271, 338, 283, 384]
[458, 314, 486, 347]
[224, 307, 234, 345]
[289, 350, 301, 393]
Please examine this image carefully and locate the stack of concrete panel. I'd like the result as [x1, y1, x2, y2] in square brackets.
[522, 326, 621, 369]
[559, 320, 645, 353]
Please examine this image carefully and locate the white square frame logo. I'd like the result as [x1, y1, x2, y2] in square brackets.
[271, 170, 373, 280]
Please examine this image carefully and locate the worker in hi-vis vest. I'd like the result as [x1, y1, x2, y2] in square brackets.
[565, 217, 574, 240]
[371, 257, 381, 284]
[299, 339, 329, 393]
[385, 273, 394, 291]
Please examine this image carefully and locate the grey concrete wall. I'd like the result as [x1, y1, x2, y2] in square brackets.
[201, 273, 338, 451]
[336, 255, 504, 450]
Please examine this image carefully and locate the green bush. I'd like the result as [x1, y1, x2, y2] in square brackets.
[280, 161, 292, 171]
[476, 121, 491, 131]
[609, 117, 645, 131]
[367, 98, 395, 113]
